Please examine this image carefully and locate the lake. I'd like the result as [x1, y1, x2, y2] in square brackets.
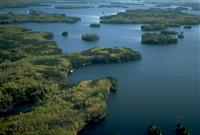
[1, 1, 199, 134]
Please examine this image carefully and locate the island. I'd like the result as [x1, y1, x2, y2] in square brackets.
[0, 11, 81, 24]
[141, 24, 167, 31]
[55, 4, 94, 9]
[81, 33, 100, 42]
[176, 123, 190, 135]
[62, 31, 68, 36]
[100, 8, 200, 26]
[141, 33, 178, 45]
[0, 26, 140, 135]
[184, 25, 192, 29]
[178, 33, 184, 38]
[0, 0, 51, 8]
[66, 47, 141, 68]
[148, 124, 163, 135]
[160, 29, 178, 35]
[90, 23, 101, 28]
[147, 123, 190, 135]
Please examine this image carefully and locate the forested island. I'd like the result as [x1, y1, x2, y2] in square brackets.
[55, 4, 94, 9]
[100, 8, 200, 26]
[66, 47, 141, 68]
[90, 23, 101, 28]
[141, 24, 167, 31]
[160, 29, 178, 35]
[141, 33, 178, 45]
[81, 33, 100, 42]
[0, 12, 81, 24]
[148, 123, 190, 135]
[0, 0, 52, 8]
[0, 26, 140, 135]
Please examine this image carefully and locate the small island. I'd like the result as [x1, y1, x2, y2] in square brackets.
[160, 29, 178, 35]
[81, 33, 100, 42]
[176, 123, 190, 135]
[55, 4, 94, 9]
[184, 25, 192, 29]
[62, 31, 68, 36]
[141, 24, 167, 31]
[90, 23, 101, 28]
[66, 47, 141, 68]
[141, 33, 178, 45]
[148, 124, 163, 135]
[147, 123, 190, 135]
[0, 11, 81, 24]
[178, 33, 184, 38]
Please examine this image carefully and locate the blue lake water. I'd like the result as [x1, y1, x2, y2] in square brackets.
[1, 1, 199, 135]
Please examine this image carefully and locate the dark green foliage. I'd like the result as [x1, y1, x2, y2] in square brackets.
[55, 4, 93, 9]
[0, 12, 81, 24]
[148, 124, 163, 135]
[178, 33, 184, 38]
[81, 33, 100, 42]
[161, 29, 178, 35]
[66, 47, 141, 68]
[176, 123, 190, 135]
[184, 25, 192, 29]
[90, 23, 101, 28]
[141, 24, 167, 31]
[62, 31, 68, 36]
[0, 26, 69, 115]
[175, 6, 189, 11]
[1, 26, 139, 135]
[100, 8, 200, 26]
[141, 33, 178, 45]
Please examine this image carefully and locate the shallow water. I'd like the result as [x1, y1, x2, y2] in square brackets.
[1, 1, 199, 135]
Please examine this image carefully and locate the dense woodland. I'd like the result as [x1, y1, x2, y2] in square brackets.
[141, 33, 178, 45]
[0, 26, 141, 135]
[0, 12, 81, 24]
[0, 1, 196, 134]
[100, 8, 200, 25]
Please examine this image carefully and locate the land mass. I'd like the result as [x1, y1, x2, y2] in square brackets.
[66, 47, 141, 68]
[141, 33, 178, 45]
[0, 0, 55, 9]
[0, 12, 81, 24]
[0, 26, 140, 135]
[100, 8, 200, 26]
[55, 4, 94, 9]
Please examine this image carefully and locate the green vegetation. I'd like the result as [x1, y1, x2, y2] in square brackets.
[175, 6, 189, 11]
[148, 123, 190, 135]
[62, 31, 68, 36]
[100, 8, 200, 26]
[176, 123, 190, 135]
[0, 0, 46, 8]
[90, 23, 101, 28]
[0, 26, 142, 135]
[141, 24, 167, 31]
[81, 33, 100, 42]
[148, 124, 163, 135]
[178, 33, 184, 38]
[66, 47, 141, 68]
[141, 33, 178, 45]
[184, 25, 192, 29]
[55, 4, 94, 9]
[98, 4, 128, 8]
[0, 12, 81, 24]
[160, 29, 178, 35]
